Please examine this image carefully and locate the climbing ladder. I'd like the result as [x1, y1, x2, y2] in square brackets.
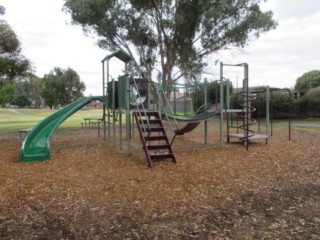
[133, 111, 176, 167]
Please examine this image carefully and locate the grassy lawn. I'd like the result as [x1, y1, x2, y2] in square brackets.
[0, 108, 105, 137]
[1, 107, 319, 139]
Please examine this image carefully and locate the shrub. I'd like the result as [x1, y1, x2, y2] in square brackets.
[299, 86, 320, 117]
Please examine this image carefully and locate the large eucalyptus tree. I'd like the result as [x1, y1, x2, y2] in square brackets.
[64, 0, 277, 95]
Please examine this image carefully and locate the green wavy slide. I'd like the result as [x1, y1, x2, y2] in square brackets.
[19, 96, 103, 162]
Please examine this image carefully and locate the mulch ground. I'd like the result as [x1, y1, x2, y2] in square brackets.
[1, 127, 320, 239]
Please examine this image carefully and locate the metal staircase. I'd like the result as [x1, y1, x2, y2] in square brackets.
[133, 111, 176, 167]
[130, 78, 177, 167]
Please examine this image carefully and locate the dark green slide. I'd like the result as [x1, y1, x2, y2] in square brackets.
[19, 96, 104, 162]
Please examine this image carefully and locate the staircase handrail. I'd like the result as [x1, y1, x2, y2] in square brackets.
[155, 83, 179, 137]
[131, 78, 151, 141]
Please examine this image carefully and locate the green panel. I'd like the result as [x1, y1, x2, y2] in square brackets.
[107, 81, 113, 109]
[118, 75, 128, 110]
[19, 96, 104, 162]
[107, 81, 119, 109]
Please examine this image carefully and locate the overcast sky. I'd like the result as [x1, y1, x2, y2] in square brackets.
[1, 0, 320, 95]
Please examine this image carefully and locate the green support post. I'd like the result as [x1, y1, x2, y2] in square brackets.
[112, 80, 116, 147]
[226, 80, 230, 143]
[220, 62, 224, 148]
[243, 64, 249, 149]
[119, 113, 122, 150]
[204, 80, 208, 145]
[266, 86, 270, 144]
[126, 75, 131, 155]
[107, 60, 111, 143]
[102, 60, 106, 141]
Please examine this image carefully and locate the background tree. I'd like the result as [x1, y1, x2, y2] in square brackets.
[14, 74, 44, 108]
[0, 6, 31, 85]
[0, 5, 33, 107]
[64, 0, 277, 97]
[294, 70, 320, 92]
[298, 86, 320, 117]
[42, 67, 86, 109]
[0, 82, 14, 107]
[192, 81, 232, 112]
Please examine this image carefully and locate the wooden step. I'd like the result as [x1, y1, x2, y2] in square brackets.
[146, 144, 171, 150]
[133, 110, 176, 167]
[150, 153, 175, 160]
[144, 135, 168, 141]
[139, 119, 161, 125]
[142, 127, 164, 133]
[137, 111, 159, 117]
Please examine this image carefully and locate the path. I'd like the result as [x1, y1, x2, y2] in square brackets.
[8, 109, 30, 116]
[292, 122, 320, 127]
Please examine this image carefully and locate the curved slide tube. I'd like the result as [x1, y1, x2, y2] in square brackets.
[19, 96, 104, 162]
[166, 109, 220, 123]
[175, 122, 200, 135]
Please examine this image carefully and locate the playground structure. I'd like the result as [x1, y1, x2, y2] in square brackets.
[19, 49, 294, 167]
[100, 50, 272, 166]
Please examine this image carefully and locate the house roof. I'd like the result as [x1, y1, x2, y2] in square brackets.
[169, 92, 185, 101]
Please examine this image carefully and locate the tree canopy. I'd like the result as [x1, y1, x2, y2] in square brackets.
[294, 70, 320, 92]
[42, 67, 86, 109]
[0, 6, 31, 85]
[64, 0, 277, 95]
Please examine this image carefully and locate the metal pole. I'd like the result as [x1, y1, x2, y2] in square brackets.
[107, 59, 111, 143]
[174, 85, 176, 115]
[270, 92, 273, 136]
[257, 93, 261, 133]
[147, 77, 151, 111]
[119, 113, 122, 150]
[226, 80, 230, 143]
[132, 112, 135, 141]
[102, 60, 106, 141]
[204, 80, 208, 144]
[126, 75, 131, 154]
[244, 64, 249, 150]
[157, 73, 161, 114]
[112, 79, 116, 147]
[266, 86, 270, 144]
[288, 89, 292, 141]
[219, 62, 224, 148]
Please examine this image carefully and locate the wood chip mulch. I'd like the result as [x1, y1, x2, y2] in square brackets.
[1, 129, 320, 239]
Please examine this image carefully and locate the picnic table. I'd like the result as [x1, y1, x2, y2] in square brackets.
[82, 118, 103, 128]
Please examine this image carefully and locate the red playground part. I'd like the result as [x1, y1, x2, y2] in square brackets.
[175, 122, 200, 136]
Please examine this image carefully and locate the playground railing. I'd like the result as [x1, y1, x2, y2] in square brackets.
[131, 78, 152, 139]
[155, 83, 179, 140]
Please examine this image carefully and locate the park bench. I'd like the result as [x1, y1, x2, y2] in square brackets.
[18, 128, 32, 140]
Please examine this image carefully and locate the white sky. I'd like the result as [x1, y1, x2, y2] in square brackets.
[1, 0, 320, 95]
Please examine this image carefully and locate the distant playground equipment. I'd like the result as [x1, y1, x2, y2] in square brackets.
[19, 49, 292, 166]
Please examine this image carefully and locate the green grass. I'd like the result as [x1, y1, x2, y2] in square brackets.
[1, 107, 320, 138]
[0, 108, 105, 136]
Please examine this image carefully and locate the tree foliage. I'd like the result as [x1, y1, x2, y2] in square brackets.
[15, 74, 44, 108]
[42, 67, 86, 109]
[63, 0, 277, 95]
[294, 70, 320, 92]
[0, 6, 31, 85]
[299, 86, 320, 116]
[0, 82, 14, 107]
[190, 81, 232, 112]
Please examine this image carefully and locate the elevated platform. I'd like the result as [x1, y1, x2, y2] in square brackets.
[228, 133, 268, 139]
[228, 133, 269, 144]
[223, 109, 243, 113]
